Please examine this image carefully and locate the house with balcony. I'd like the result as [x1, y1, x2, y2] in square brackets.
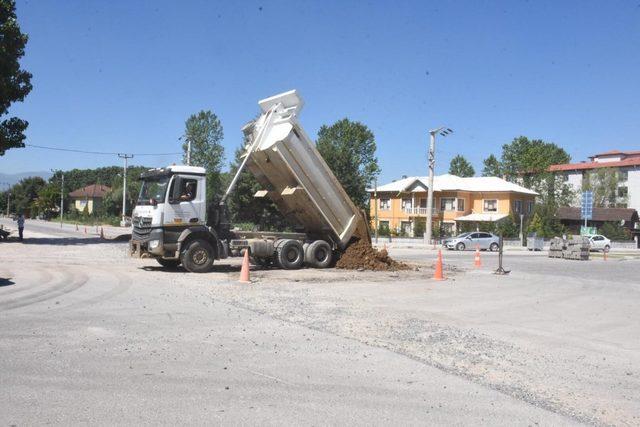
[548, 149, 640, 211]
[368, 174, 537, 237]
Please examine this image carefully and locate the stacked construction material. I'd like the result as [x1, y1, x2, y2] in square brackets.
[548, 236, 590, 260]
[548, 237, 564, 258]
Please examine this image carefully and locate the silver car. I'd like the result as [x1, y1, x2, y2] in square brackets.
[446, 232, 501, 251]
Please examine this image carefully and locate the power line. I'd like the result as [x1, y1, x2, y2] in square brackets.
[24, 143, 181, 156]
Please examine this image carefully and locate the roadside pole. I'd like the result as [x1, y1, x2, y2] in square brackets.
[374, 178, 378, 244]
[60, 173, 64, 228]
[118, 154, 134, 227]
[425, 127, 452, 246]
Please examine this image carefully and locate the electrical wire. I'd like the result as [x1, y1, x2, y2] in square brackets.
[24, 143, 181, 156]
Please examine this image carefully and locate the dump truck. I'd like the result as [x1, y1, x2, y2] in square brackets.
[130, 90, 370, 273]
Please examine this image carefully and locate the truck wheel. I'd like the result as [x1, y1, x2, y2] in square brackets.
[157, 258, 180, 269]
[305, 240, 333, 268]
[181, 240, 214, 273]
[276, 239, 304, 270]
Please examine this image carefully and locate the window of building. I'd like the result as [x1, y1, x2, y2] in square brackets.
[379, 198, 390, 210]
[514, 200, 522, 213]
[618, 186, 628, 198]
[619, 169, 628, 182]
[457, 198, 465, 212]
[419, 198, 427, 208]
[401, 198, 412, 211]
[440, 197, 456, 211]
[562, 173, 569, 182]
[483, 199, 498, 212]
[527, 201, 534, 214]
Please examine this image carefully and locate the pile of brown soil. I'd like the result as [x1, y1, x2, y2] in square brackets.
[336, 239, 410, 271]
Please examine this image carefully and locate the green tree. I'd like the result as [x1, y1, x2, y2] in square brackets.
[0, 0, 32, 156]
[448, 155, 475, 177]
[226, 143, 289, 231]
[599, 221, 630, 241]
[316, 118, 380, 210]
[583, 168, 620, 208]
[182, 110, 225, 202]
[8, 176, 46, 215]
[481, 154, 502, 177]
[526, 204, 565, 238]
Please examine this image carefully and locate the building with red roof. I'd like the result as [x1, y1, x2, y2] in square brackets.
[548, 150, 640, 212]
[68, 184, 111, 214]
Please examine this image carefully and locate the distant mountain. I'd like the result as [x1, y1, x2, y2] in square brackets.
[0, 171, 53, 187]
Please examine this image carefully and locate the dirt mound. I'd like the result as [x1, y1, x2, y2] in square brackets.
[336, 239, 410, 271]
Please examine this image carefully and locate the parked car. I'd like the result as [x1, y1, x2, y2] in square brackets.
[442, 232, 471, 248]
[586, 234, 611, 252]
[446, 232, 501, 251]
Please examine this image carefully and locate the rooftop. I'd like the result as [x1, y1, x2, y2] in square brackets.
[556, 206, 639, 223]
[368, 174, 538, 195]
[549, 157, 640, 172]
[68, 184, 111, 199]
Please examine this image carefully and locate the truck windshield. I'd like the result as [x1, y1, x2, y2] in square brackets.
[138, 177, 170, 205]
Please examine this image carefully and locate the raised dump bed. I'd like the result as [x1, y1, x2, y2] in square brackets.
[241, 90, 369, 250]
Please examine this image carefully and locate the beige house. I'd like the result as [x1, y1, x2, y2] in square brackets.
[69, 184, 111, 214]
[369, 174, 537, 236]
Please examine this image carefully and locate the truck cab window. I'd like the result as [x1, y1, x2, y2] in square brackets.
[178, 179, 197, 201]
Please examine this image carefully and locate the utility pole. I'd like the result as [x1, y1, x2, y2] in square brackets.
[50, 170, 64, 226]
[519, 213, 524, 246]
[373, 178, 378, 244]
[118, 154, 134, 226]
[425, 127, 453, 245]
[60, 173, 64, 227]
[186, 139, 191, 166]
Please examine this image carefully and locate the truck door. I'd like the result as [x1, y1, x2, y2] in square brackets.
[164, 175, 206, 227]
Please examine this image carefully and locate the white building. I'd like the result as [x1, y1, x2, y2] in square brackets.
[549, 150, 640, 211]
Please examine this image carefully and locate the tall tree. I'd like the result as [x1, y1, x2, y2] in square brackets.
[8, 176, 45, 215]
[226, 143, 289, 230]
[448, 155, 475, 177]
[0, 0, 32, 156]
[316, 118, 380, 210]
[584, 168, 621, 208]
[182, 110, 225, 201]
[481, 154, 502, 177]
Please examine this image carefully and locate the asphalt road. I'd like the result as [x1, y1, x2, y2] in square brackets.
[1, 219, 638, 425]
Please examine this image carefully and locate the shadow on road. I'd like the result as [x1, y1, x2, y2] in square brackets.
[2, 237, 128, 246]
[140, 264, 242, 273]
[0, 278, 15, 287]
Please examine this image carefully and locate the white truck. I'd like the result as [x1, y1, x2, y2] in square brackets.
[130, 90, 370, 273]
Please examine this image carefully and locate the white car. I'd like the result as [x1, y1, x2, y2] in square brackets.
[586, 234, 611, 252]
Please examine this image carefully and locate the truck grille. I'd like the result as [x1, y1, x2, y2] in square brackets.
[132, 216, 153, 241]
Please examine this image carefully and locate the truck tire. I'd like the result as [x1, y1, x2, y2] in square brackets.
[305, 240, 333, 268]
[276, 239, 304, 270]
[181, 239, 214, 273]
[157, 258, 180, 269]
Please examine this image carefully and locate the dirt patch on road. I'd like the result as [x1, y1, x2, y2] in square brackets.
[336, 239, 410, 271]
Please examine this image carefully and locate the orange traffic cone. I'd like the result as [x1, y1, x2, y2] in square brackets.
[239, 249, 251, 283]
[603, 250, 608, 261]
[474, 245, 482, 268]
[433, 249, 444, 281]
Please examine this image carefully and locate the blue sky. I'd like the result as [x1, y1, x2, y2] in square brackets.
[2, 0, 639, 183]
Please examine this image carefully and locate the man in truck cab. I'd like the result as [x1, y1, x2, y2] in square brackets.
[179, 181, 196, 201]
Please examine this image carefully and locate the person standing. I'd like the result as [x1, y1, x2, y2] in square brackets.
[16, 213, 25, 241]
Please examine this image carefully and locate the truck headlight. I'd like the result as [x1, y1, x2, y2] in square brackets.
[149, 240, 160, 249]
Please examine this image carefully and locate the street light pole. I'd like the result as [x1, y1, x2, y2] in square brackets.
[373, 178, 378, 244]
[118, 154, 134, 226]
[519, 213, 524, 246]
[60, 173, 64, 228]
[425, 127, 453, 245]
